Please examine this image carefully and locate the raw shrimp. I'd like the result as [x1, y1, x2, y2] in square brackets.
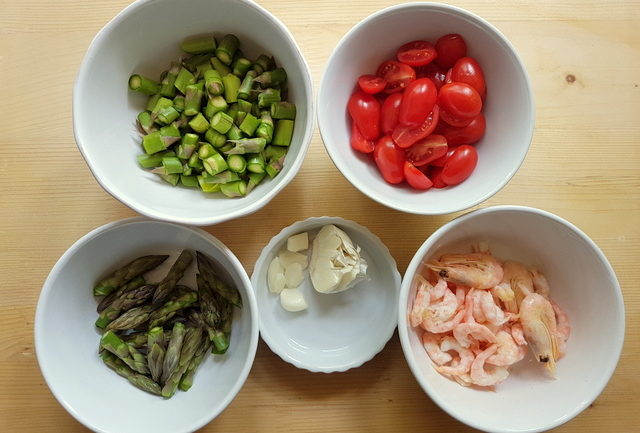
[511, 323, 527, 346]
[551, 300, 571, 359]
[453, 323, 497, 348]
[479, 291, 508, 326]
[520, 293, 559, 375]
[427, 252, 503, 290]
[502, 261, 534, 309]
[410, 277, 430, 327]
[470, 345, 510, 386]
[531, 269, 551, 299]
[491, 282, 518, 314]
[422, 332, 452, 365]
[487, 330, 526, 366]
[435, 336, 474, 376]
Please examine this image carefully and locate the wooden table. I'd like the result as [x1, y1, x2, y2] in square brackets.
[2, 0, 638, 431]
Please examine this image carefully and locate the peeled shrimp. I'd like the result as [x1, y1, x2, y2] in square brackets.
[463, 288, 476, 324]
[427, 252, 503, 290]
[421, 308, 465, 334]
[470, 290, 487, 323]
[491, 282, 518, 314]
[502, 261, 534, 309]
[531, 269, 551, 299]
[479, 291, 508, 326]
[435, 336, 474, 376]
[422, 332, 452, 365]
[511, 323, 527, 346]
[520, 293, 559, 376]
[487, 330, 526, 366]
[429, 277, 448, 302]
[410, 277, 430, 328]
[455, 287, 466, 307]
[551, 300, 571, 359]
[453, 323, 497, 348]
[470, 345, 510, 386]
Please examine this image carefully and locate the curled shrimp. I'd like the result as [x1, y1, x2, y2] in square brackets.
[410, 276, 431, 328]
[531, 269, 551, 299]
[511, 323, 527, 346]
[453, 323, 497, 348]
[426, 252, 503, 290]
[491, 282, 518, 314]
[421, 308, 465, 334]
[479, 291, 508, 326]
[422, 332, 452, 365]
[471, 290, 487, 323]
[486, 330, 526, 366]
[520, 293, 559, 376]
[502, 261, 534, 309]
[435, 336, 474, 376]
[455, 287, 466, 307]
[470, 344, 510, 386]
[429, 277, 448, 302]
[551, 300, 571, 359]
[463, 288, 476, 324]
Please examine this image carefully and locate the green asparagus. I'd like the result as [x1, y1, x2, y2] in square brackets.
[196, 251, 242, 308]
[93, 255, 168, 296]
[101, 330, 150, 375]
[101, 352, 161, 396]
[161, 322, 186, 385]
[152, 250, 193, 306]
[162, 327, 203, 397]
[96, 284, 155, 329]
[148, 291, 198, 328]
[147, 327, 165, 383]
[105, 305, 153, 331]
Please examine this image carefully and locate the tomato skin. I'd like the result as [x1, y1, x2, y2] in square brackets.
[350, 120, 375, 154]
[358, 74, 387, 94]
[347, 91, 381, 140]
[374, 136, 406, 184]
[435, 34, 467, 69]
[398, 78, 437, 127]
[440, 113, 486, 145]
[438, 82, 482, 122]
[397, 40, 437, 67]
[419, 64, 447, 90]
[441, 144, 478, 185]
[430, 145, 457, 167]
[451, 57, 486, 98]
[403, 161, 433, 190]
[380, 93, 403, 135]
[439, 107, 473, 127]
[376, 60, 416, 93]
[428, 166, 448, 188]
[392, 105, 440, 148]
[405, 134, 448, 167]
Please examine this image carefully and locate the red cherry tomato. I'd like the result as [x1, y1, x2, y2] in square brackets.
[417, 63, 447, 90]
[435, 34, 467, 69]
[438, 82, 482, 123]
[451, 57, 486, 98]
[350, 120, 375, 154]
[392, 105, 440, 148]
[442, 144, 478, 185]
[440, 113, 486, 145]
[439, 107, 473, 128]
[403, 161, 433, 190]
[381, 93, 403, 135]
[396, 40, 437, 67]
[347, 90, 381, 140]
[444, 68, 453, 84]
[398, 78, 437, 127]
[405, 134, 448, 167]
[428, 165, 448, 188]
[357, 74, 387, 94]
[374, 136, 405, 184]
[376, 60, 416, 93]
[430, 145, 457, 167]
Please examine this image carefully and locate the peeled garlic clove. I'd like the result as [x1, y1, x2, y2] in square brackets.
[287, 232, 308, 252]
[284, 262, 304, 288]
[268, 256, 285, 293]
[278, 250, 308, 270]
[280, 288, 307, 312]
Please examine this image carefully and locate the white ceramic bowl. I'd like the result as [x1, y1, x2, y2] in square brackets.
[73, 0, 314, 226]
[251, 217, 401, 373]
[318, 2, 534, 215]
[398, 206, 625, 432]
[35, 218, 259, 433]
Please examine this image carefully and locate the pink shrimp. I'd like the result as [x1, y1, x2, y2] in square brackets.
[426, 252, 503, 290]
[463, 288, 476, 324]
[531, 269, 551, 299]
[486, 330, 526, 366]
[471, 290, 487, 323]
[502, 261, 534, 309]
[455, 287, 466, 307]
[491, 282, 518, 314]
[435, 336, 475, 376]
[422, 332, 452, 365]
[520, 293, 559, 376]
[511, 323, 527, 346]
[551, 300, 571, 359]
[421, 308, 465, 334]
[453, 323, 497, 348]
[453, 373, 473, 387]
[479, 291, 508, 326]
[429, 277, 448, 302]
[470, 344, 510, 386]
[410, 276, 431, 327]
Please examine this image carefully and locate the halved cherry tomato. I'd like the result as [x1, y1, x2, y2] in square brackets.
[403, 161, 433, 190]
[350, 120, 375, 154]
[357, 74, 387, 94]
[398, 78, 437, 127]
[441, 144, 478, 185]
[347, 90, 381, 140]
[396, 40, 437, 67]
[435, 34, 467, 69]
[451, 57, 486, 98]
[392, 105, 440, 148]
[376, 60, 416, 93]
[381, 93, 403, 135]
[428, 165, 448, 188]
[405, 134, 448, 167]
[417, 63, 447, 90]
[374, 136, 405, 184]
[438, 82, 482, 124]
[440, 112, 486, 145]
[430, 145, 457, 167]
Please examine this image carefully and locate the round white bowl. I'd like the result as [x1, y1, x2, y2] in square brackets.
[35, 218, 259, 433]
[73, 0, 314, 226]
[251, 216, 401, 373]
[398, 206, 625, 432]
[318, 2, 534, 215]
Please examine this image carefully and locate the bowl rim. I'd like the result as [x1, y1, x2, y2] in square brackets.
[72, 0, 315, 226]
[317, 1, 536, 215]
[34, 217, 260, 433]
[397, 204, 626, 432]
[250, 216, 402, 373]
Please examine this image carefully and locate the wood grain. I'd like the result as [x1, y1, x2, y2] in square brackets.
[1, 0, 639, 431]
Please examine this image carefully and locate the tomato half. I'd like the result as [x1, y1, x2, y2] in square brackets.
[403, 161, 433, 190]
[376, 60, 416, 93]
[441, 144, 478, 185]
[397, 40, 437, 67]
[428, 165, 448, 188]
[350, 120, 375, 154]
[451, 57, 486, 98]
[347, 90, 381, 140]
[374, 136, 405, 184]
[381, 93, 403, 135]
[438, 82, 482, 123]
[435, 34, 467, 69]
[358, 74, 387, 94]
[398, 78, 437, 127]
[405, 134, 448, 167]
[392, 105, 440, 148]
[440, 113, 486, 145]
[430, 145, 457, 167]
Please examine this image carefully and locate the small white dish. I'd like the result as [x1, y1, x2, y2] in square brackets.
[251, 217, 401, 373]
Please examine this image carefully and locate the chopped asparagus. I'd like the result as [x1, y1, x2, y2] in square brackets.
[128, 74, 160, 95]
[94, 255, 168, 296]
[215, 34, 239, 65]
[273, 119, 294, 147]
[181, 36, 217, 54]
[152, 250, 194, 307]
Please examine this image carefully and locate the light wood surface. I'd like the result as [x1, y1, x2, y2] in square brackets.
[1, 0, 639, 431]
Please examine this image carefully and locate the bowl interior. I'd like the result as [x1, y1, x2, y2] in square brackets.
[35, 220, 257, 433]
[318, 3, 533, 214]
[399, 207, 624, 432]
[252, 217, 401, 372]
[74, 0, 313, 225]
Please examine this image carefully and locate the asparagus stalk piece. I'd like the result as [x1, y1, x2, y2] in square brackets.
[136, 111, 156, 135]
[181, 36, 217, 54]
[157, 106, 180, 125]
[100, 331, 150, 375]
[184, 83, 204, 116]
[159, 173, 180, 186]
[237, 70, 257, 101]
[160, 62, 180, 97]
[202, 170, 240, 185]
[227, 154, 246, 173]
[96, 284, 156, 329]
[254, 68, 287, 88]
[176, 133, 199, 160]
[188, 112, 209, 134]
[148, 291, 198, 328]
[222, 74, 241, 103]
[179, 335, 211, 391]
[272, 119, 294, 147]
[255, 110, 274, 143]
[182, 54, 210, 72]
[174, 67, 196, 94]
[180, 175, 199, 188]
[247, 171, 266, 193]
[137, 150, 175, 169]
[220, 180, 247, 197]
[204, 69, 224, 96]
[232, 57, 252, 77]
[161, 322, 186, 384]
[128, 74, 161, 95]
[210, 111, 234, 134]
[196, 251, 242, 307]
[210, 57, 231, 76]
[205, 95, 228, 119]
[123, 332, 148, 350]
[101, 352, 161, 396]
[162, 156, 183, 174]
[270, 101, 296, 120]
[223, 138, 267, 155]
[239, 113, 260, 136]
[253, 54, 275, 74]
[203, 153, 228, 176]
[205, 128, 226, 148]
[105, 305, 153, 331]
[226, 124, 243, 141]
[258, 88, 281, 108]
[215, 34, 239, 65]
[246, 154, 266, 174]
[146, 94, 162, 112]
[161, 327, 204, 398]
[147, 326, 166, 383]
[197, 175, 221, 193]
[96, 275, 146, 313]
[152, 250, 194, 307]
[94, 255, 168, 296]
[159, 124, 181, 147]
